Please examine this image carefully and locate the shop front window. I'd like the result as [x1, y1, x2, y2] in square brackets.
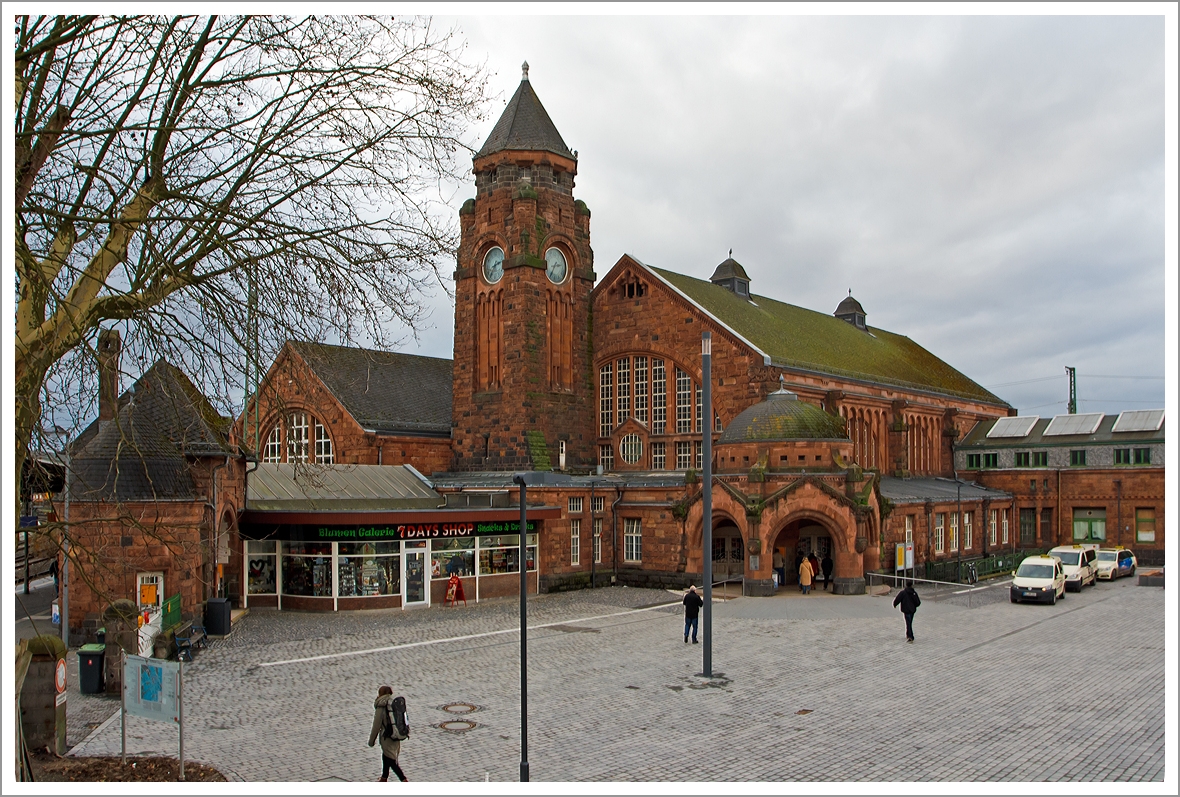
[281, 541, 333, 597]
[478, 534, 538, 575]
[432, 538, 476, 579]
[337, 542, 400, 597]
[247, 540, 277, 594]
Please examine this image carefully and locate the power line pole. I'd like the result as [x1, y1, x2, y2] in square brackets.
[1065, 366, 1076, 414]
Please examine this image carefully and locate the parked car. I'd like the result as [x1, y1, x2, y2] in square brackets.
[1048, 544, 1098, 592]
[1094, 547, 1137, 581]
[1010, 555, 1067, 605]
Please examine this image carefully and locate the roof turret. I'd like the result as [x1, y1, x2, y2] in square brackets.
[475, 62, 574, 161]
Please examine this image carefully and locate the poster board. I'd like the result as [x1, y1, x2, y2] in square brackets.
[444, 574, 466, 607]
[123, 655, 179, 724]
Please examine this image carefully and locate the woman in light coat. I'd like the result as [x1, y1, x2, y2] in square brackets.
[368, 686, 408, 782]
[799, 556, 815, 595]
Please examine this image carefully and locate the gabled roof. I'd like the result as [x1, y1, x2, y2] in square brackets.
[623, 259, 1005, 406]
[475, 70, 574, 160]
[878, 476, 1012, 505]
[70, 360, 233, 501]
[289, 342, 453, 437]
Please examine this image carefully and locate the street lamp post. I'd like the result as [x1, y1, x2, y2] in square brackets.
[511, 474, 530, 783]
[701, 332, 713, 678]
[956, 480, 962, 584]
[53, 426, 71, 648]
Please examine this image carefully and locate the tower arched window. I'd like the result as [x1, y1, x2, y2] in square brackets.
[261, 412, 334, 464]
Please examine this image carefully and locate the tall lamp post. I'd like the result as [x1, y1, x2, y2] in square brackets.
[952, 439, 961, 584]
[53, 426, 71, 648]
[701, 332, 713, 678]
[511, 474, 530, 782]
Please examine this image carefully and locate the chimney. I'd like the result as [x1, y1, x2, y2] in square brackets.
[97, 329, 121, 422]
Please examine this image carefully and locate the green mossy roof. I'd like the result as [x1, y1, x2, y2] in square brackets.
[719, 393, 847, 443]
[652, 267, 1006, 405]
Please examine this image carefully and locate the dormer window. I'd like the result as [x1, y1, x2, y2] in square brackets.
[834, 291, 868, 330]
[709, 254, 751, 298]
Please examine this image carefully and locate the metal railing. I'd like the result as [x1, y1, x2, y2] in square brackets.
[865, 572, 999, 609]
[923, 548, 1048, 584]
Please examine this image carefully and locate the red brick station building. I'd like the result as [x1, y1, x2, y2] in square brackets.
[56, 70, 1165, 637]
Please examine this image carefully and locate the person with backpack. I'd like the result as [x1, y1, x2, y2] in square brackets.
[892, 581, 921, 643]
[368, 685, 409, 782]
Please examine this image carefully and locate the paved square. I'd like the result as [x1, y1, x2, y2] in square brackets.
[67, 578, 1164, 782]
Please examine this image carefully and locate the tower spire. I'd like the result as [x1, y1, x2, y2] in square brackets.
[522, 61, 529, 81]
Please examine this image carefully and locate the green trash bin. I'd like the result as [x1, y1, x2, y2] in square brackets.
[78, 644, 105, 694]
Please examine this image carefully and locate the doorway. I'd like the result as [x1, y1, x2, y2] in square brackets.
[402, 542, 428, 606]
[711, 522, 744, 584]
[773, 521, 833, 587]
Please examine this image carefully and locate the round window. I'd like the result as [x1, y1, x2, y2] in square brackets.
[620, 433, 643, 465]
[482, 246, 505, 284]
[544, 247, 568, 284]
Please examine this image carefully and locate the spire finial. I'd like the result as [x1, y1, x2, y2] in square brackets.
[729, 248, 732, 259]
[848, 288, 852, 297]
[522, 61, 529, 81]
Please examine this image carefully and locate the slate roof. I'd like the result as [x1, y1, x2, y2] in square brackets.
[474, 72, 574, 160]
[643, 262, 1007, 406]
[69, 360, 233, 502]
[878, 476, 1012, 505]
[718, 389, 847, 443]
[710, 258, 749, 282]
[958, 413, 1165, 449]
[289, 342, 453, 436]
[835, 294, 866, 316]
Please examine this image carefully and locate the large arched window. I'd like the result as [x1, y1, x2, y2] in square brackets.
[261, 412, 334, 464]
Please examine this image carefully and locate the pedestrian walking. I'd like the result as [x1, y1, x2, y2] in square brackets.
[821, 553, 834, 591]
[682, 585, 703, 643]
[368, 686, 408, 782]
[808, 553, 820, 589]
[892, 581, 921, 642]
[773, 549, 785, 589]
[794, 552, 805, 591]
[799, 556, 814, 595]
[49, 557, 59, 595]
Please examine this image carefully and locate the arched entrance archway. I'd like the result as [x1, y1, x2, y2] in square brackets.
[711, 519, 744, 584]
[772, 518, 835, 590]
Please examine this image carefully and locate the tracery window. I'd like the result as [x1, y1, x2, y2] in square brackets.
[262, 412, 334, 464]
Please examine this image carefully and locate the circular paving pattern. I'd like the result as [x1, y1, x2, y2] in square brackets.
[439, 702, 479, 714]
[437, 720, 478, 733]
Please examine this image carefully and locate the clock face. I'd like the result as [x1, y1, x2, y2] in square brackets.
[482, 246, 504, 284]
[545, 247, 568, 284]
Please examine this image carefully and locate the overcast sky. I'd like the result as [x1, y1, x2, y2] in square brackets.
[401, 12, 1171, 418]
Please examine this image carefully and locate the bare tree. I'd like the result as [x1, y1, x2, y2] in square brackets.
[14, 14, 489, 485]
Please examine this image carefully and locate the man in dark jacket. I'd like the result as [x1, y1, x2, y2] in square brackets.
[892, 582, 921, 642]
[683, 586, 703, 644]
[821, 553, 834, 591]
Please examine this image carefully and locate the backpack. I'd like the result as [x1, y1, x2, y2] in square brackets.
[383, 696, 410, 741]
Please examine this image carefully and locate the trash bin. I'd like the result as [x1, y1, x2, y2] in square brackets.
[78, 644, 106, 694]
[204, 597, 231, 637]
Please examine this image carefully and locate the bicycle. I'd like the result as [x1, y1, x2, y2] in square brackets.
[965, 561, 978, 585]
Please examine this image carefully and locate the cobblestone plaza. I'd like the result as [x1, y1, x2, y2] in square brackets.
[61, 577, 1166, 784]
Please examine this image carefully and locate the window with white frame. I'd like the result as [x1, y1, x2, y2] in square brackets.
[568, 496, 583, 514]
[617, 357, 631, 422]
[949, 513, 959, 551]
[675, 441, 692, 470]
[651, 441, 666, 469]
[905, 515, 913, 547]
[263, 425, 283, 463]
[287, 412, 310, 462]
[695, 385, 703, 433]
[989, 510, 998, 547]
[570, 519, 581, 565]
[620, 433, 642, 465]
[599, 444, 614, 472]
[675, 368, 693, 433]
[935, 514, 945, 554]
[963, 511, 972, 550]
[694, 440, 703, 470]
[314, 420, 333, 463]
[591, 496, 604, 514]
[1001, 509, 1010, 545]
[634, 356, 649, 427]
[593, 518, 602, 563]
[623, 518, 642, 562]
[599, 363, 614, 436]
[652, 359, 667, 434]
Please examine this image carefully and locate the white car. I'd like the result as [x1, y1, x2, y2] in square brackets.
[1095, 547, 1137, 580]
[1048, 545, 1098, 592]
[1010, 555, 1066, 605]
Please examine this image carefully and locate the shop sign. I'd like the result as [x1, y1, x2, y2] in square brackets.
[314, 520, 538, 541]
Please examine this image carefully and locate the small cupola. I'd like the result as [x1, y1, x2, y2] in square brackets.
[709, 251, 750, 298]
[834, 290, 867, 330]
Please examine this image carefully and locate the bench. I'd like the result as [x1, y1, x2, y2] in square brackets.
[171, 621, 208, 662]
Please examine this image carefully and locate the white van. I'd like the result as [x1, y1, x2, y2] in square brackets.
[1010, 555, 1066, 605]
[1048, 545, 1098, 592]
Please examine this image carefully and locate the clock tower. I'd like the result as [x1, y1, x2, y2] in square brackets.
[452, 64, 595, 470]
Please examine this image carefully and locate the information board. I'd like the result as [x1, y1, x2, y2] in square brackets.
[123, 655, 180, 724]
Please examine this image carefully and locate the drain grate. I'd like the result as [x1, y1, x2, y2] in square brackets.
[440, 702, 479, 714]
[437, 719, 478, 733]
